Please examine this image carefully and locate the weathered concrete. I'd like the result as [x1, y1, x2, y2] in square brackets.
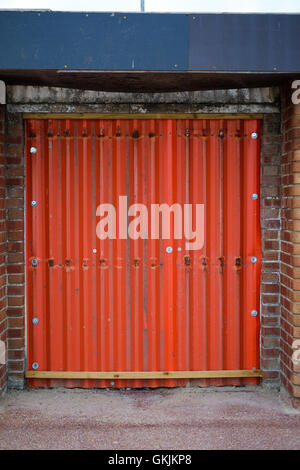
[6, 85, 280, 114]
[7, 85, 280, 104]
[0, 387, 299, 450]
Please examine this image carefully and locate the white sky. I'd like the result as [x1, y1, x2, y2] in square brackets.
[0, 0, 300, 12]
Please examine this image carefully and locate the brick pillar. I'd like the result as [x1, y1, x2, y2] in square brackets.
[281, 81, 300, 408]
[5, 112, 25, 389]
[260, 114, 282, 386]
[0, 104, 7, 394]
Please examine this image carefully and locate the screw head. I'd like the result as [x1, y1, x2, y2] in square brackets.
[30, 147, 37, 154]
[251, 256, 257, 263]
[251, 132, 258, 140]
[32, 317, 39, 325]
[31, 258, 38, 267]
[251, 310, 258, 317]
[32, 362, 39, 370]
[251, 193, 258, 200]
[110, 381, 114, 386]
[31, 200, 37, 207]
[166, 246, 173, 253]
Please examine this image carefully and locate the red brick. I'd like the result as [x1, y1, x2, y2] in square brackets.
[262, 370, 280, 380]
[8, 209, 24, 220]
[261, 261, 280, 272]
[263, 251, 279, 261]
[261, 348, 280, 358]
[6, 221, 24, 231]
[6, 187, 24, 198]
[6, 144, 24, 157]
[7, 338, 25, 350]
[5, 199, 24, 209]
[7, 297, 24, 307]
[261, 272, 279, 283]
[280, 87, 300, 400]
[8, 317, 24, 328]
[261, 207, 280, 219]
[7, 307, 25, 318]
[263, 197, 281, 207]
[263, 240, 279, 251]
[262, 230, 279, 240]
[261, 284, 279, 294]
[6, 135, 23, 145]
[270, 331, 285, 350]
[7, 167, 24, 177]
[263, 166, 280, 176]
[7, 231, 24, 241]
[8, 274, 25, 284]
[7, 328, 25, 339]
[7, 241, 24, 252]
[261, 358, 280, 370]
[7, 349, 25, 360]
[261, 186, 280, 197]
[261, 304, 280, 316]
[2, 99, 28, 396]
[263, 219, 281, 229]
[6, 264, 24, 274]
[7, 285, 24, 296]
[261, 315, 280, 327]
[7, 360, 24, 371]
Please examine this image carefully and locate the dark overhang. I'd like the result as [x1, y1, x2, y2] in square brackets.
[0, 10, 299, 92]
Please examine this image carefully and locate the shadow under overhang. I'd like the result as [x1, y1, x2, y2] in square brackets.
[0, 70, 298, 93]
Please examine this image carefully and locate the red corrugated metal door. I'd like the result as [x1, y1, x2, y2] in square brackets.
[25, 117, 261, 388]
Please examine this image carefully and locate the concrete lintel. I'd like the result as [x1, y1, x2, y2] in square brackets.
[8, 103, 280, 115]
[7, 85, 280, 106]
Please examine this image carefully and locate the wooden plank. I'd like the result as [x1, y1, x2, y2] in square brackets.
[23, 113, 264, 120]
[25, 369, 262, 379]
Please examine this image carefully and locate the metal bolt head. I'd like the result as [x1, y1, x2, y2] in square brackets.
[110, 381, 114, 386]
[31, 200, 37, 207]
[251, 132, 258, 140]
[32, 317, 39, 325]
[251, 256, 257, 263]
[32, 362, 39, 370]
[166, 246, 173, 253]
[30, 147, 37, 154]
[31, 258, 38, 267]
[251, 193, 258, 200]
[251, 310, 258, 317]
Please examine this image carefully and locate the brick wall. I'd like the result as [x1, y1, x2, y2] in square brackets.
[5, 112, 25, 389]
[280, 82, 300, 407]
[2, 111, 283, 392]
[260, 114, 282, 386]
[0, 105, 7, 394]
[0, 100, 291, 397]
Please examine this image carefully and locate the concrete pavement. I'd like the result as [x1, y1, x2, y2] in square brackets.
[0, 386, 299, 450]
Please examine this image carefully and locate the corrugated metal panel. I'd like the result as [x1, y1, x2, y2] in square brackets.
[26, 118, 261, 388]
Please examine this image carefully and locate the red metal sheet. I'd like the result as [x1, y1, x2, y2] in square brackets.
[26, 118, 261, 388]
